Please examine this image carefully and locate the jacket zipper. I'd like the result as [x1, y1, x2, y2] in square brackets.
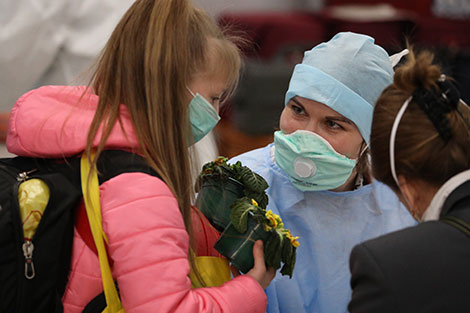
[1, 167, 29, 313]
[16, 169, 38, 279]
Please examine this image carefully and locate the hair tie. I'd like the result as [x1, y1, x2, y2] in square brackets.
[412, 74, 460, 142]
[437, 74, 460, 110]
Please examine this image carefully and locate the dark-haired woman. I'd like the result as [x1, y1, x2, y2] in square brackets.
[348, 49, 470, 313]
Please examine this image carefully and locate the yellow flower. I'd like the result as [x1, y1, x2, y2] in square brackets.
[274, 214, 284, 229]
[265, 210, 287, 232]
[285, 230, 300, 248]
[264, 210, 277, 231]
[251, 199, 259, 207]
[264, 209, 299, 248]
[265, 210, 278, 226]
[214, 156, 227, 165]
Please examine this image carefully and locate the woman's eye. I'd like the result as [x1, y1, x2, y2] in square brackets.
[290, 104, 304, 115]
[326, 119, 342, 129]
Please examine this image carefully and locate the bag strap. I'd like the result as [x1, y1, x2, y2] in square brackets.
[82, 283, 120, 313]
[440, 215, 470, 237]
[77, 150, 160, 263]
[82, 293, 107, 313]
[81, 151, 124, 313]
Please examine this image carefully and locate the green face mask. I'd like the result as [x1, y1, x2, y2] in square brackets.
[274, 130, 357, 191]
[188, 89, 220, 144]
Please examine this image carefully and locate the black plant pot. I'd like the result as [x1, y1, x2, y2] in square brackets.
[214, 212, 271, 274]
[195, 177, 244, 232]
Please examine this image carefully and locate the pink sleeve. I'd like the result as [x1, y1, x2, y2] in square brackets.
[100, 172, 267, 313]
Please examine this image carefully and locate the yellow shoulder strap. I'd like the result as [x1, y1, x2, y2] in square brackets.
[81, 151, 124, 313]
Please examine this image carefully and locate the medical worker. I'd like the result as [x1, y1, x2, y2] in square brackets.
[230, 32, 416, 313]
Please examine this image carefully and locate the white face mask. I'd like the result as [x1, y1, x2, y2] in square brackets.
[187, 88, 220, 144]
[274, 130, 357, 191]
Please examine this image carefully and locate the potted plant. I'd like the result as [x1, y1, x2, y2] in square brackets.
[196, 157, 299, 277]
[214, 197, 298, 277]
[195, 157, 268, 232]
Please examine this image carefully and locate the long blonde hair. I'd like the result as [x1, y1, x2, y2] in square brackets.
[84, 0, 240, 271]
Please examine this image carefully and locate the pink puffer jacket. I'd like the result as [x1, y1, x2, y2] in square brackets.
[7, 86, 267, 313]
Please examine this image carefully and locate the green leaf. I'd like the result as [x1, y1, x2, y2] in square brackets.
[251, 211, 268, 225]
[220, 163, 235, 176]
[264, 232, 282, 269]
[197, 159, 233, 185]
[229, 197, 254, 233]
[230, 161, 243, 175]
[201, 161, 215, 173]
[280, 246, 297, 278]
[250, 191, 268, 209]
[239, 166, 269, 193]
[271, 240, 282, 270]
[263, 235, 275, 268]
[280, 262, 292, 277]
[281, 236, 293, 265]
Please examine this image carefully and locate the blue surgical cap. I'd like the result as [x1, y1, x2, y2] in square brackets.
[285, 32, 394, 144]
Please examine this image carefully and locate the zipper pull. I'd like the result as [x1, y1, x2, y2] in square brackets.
[17, 169, 38, 182]
[22, 241, 35, 279]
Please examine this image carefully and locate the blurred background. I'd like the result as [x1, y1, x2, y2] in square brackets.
[205, 0, 470, 158]
[1, 0, 469, 160]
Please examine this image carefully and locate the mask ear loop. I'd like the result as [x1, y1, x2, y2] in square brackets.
[389, 96, 412, 187]
[389, 96, 417, 215]
[359, 142, 369, 158]
[187, 87, 196, 97]
[354, 141, 370, 189]
[390, 97, 420, 210]
[387, 49, 411, 183]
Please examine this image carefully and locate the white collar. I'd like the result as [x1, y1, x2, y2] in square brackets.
[422, 169, 470, 221]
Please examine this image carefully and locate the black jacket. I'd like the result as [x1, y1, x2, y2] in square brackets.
[348, 180, 470, 313]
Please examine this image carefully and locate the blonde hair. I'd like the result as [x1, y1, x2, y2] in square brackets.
[84, 0, 241, 284]
[371, 48, 470, 190]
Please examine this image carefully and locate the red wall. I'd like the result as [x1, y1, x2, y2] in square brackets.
[326, 0, 433, 16]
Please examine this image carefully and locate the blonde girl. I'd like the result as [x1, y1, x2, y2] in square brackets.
[6, 0, 274, 312]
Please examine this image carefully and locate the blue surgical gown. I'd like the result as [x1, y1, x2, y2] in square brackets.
[230, 144, 416, 313]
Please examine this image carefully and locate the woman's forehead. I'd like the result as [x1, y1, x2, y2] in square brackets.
[292, 97, 351, 120]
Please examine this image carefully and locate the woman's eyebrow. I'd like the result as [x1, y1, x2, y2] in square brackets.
[292, 97, 353, 125]
[291, 98, 305, 108]
[326, 116, 354, 125]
